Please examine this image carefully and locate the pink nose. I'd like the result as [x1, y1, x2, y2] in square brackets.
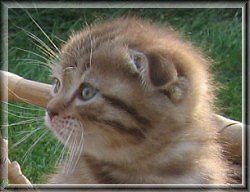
[47, 108, 58, 120]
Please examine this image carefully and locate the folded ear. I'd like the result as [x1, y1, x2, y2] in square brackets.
[129, 49, 188, 102]
[129, 50, 177, 87]
[160, 76, 189, 103]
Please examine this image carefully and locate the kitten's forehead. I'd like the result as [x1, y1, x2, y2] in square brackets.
[56, 42, 132, 78]
[63, 66, 81, 83]
[52, 63, 75, 77]
[53, 18, 158, 81]
[58, 24, 133, 71]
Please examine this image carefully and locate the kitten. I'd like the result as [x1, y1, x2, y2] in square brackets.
[45, 17, 228, 184]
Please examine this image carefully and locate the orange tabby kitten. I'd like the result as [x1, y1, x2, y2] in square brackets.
[45, 17, 228, 184]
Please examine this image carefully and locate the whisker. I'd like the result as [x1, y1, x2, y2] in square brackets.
[51, 34, 66, 44]
[3, 109, 44, 119]
[49, 129, 67, 156]
[53, 138, 64, 155]
[66, 121, 86, 173]
[10, 125, 45, 150]
[14, 24, 58, 61]
[38, 130, 63, 157]
[7, 107, 44, 117]
[16, 59, 51, 71]
[14, 47, 50, 63]
[2, 118, 43, 127]
[60, 132, 72, 165]
[7, 87, 45, 109]
[2, 101, 43, 111]
[27, 31, 58, 58]
[24, 10, 61, 54]
[72, 127, 84, 172]
[15, 127, 44, 137]
[56, 129, 73, 168]
[66, 133, 76, 173]
[29, 39, 57, 62]
[17, 58, 48, 63]
[22, 129, 49, 164]
[84, 20, 93, 67]
[69, 129, 81, 173]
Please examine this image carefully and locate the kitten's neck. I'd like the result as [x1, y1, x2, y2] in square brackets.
[81, 139, 204, 184]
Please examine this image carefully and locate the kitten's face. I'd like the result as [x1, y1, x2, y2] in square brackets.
[45, 18, 207, 159]
[45, 44, 164, 155]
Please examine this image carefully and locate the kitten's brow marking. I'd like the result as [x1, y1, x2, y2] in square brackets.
[102, 94, 151, 128]
[68, 83, 85, 104]
[63, 66, 76, 73]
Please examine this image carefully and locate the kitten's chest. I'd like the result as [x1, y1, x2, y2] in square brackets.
[72, 155, 158, 184]
[81, 156, 205, 184]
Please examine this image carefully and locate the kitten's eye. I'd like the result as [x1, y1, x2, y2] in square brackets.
[80, 83, 98, 101]
[52, 78, 61, 94]
[133, 54, 143, 70]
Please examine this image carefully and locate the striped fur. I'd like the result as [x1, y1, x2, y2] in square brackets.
[45, 17, 229, 184]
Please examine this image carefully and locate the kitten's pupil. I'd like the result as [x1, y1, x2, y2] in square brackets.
[134, 55, 142, 69]
[80, 83, 97, 101]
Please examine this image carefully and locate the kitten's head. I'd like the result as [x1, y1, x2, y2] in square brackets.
[45, 18, 212, 161]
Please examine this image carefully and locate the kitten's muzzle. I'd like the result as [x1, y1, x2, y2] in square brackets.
[47, 108, 58, 120]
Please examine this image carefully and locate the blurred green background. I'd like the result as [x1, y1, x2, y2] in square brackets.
[6, 8, 242, 183]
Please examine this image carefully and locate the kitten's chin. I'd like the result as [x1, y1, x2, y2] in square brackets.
[44, 112, 52, 129]
[44, 113, 63, 142]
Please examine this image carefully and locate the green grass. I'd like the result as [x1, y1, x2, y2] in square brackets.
[6, 8, 242, 183]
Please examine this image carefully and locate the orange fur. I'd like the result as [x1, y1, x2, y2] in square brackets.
[45, 17, 228, 184]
